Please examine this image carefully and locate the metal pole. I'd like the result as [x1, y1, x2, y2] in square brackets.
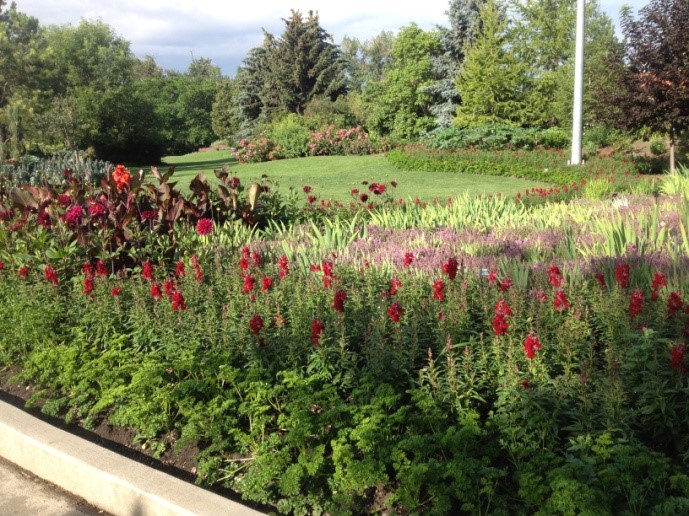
[571, 0, 585, 165]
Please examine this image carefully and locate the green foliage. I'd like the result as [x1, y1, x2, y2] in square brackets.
[424, 124, 569, 151]
[268, 114, 311, 158]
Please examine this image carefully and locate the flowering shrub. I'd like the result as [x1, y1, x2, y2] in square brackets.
[308, 125, 393, 156]
[234, 137, 282, 164]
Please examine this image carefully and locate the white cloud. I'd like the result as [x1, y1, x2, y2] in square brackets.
[16, 0, 647, 75]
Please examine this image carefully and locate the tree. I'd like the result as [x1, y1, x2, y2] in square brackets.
[364, 24, 442, 139]
[616, 0, 689, 172]
[427, 0, 486, 127]
[0, 1, 45, 158]
[454, 0, 533, 126]
[341, 30, 395, 92]
[211, 78, 241, 143]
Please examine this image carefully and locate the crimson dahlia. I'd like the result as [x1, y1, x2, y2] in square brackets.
[195, 218, 213, 236]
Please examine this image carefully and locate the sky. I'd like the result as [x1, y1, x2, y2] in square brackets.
[16, 0, 648, 76]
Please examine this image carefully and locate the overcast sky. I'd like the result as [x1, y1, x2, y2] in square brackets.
[17, 0, 648, 76]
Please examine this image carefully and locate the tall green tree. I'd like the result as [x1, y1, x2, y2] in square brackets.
[0, 1, 45, 158]
[616, 0, 689, 172]
[211, 78, 241, 143]
[341, 30, 395, 92]
[364, 24, 442, 139]
[454, 0, 533, 126]
[427, 0, 486, 127]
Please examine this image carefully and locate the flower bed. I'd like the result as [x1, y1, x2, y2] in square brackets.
[1, 163, 689, 513]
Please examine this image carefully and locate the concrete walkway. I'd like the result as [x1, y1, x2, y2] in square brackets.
[0, 400, 264, 516]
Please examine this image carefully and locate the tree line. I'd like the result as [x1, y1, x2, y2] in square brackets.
[1, 0, 687, 163]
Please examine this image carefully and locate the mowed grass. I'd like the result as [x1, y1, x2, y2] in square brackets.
[161, 151, 553, 202]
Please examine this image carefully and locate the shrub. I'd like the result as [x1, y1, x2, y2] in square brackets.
[269, 115, 311, 159]
[234, 136, 282, 164]
[423, 125, 569, 151]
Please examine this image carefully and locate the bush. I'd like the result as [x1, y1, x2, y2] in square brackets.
[269, 115, 312, 158]
[234, 136, 282, 164]
[423, 125, 569, 151]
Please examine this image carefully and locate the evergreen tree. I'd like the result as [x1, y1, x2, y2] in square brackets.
[427, 0, 486, 128]
[454, 0, 533, 126]
[211, 78, 241, 143]
[269, 10, 346, 115]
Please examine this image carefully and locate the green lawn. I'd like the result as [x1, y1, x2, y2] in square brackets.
[161, 151, 553, 202]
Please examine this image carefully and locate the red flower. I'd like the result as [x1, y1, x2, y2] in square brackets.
[0, 261, 4, 271]
[442, 257, 458, 280]
[494, 298, 512, 317]
[195, 218, 213, 236]
[307, 195, 317, 204]
[249, 314, 264, 335]
[61, 205, 83, 227]
[83, 261, 95, 278]
[141, 210, 157, 222]
[359, 193, 369, 203]
[594, 272, 607, 290]
[351, 188, 359, 195]
[192, 256, 203, 283]
[553, 290, 570, 311]
[390, 277, 402, 296]
[96, 260, 108, 277]
[261, 276, 273, 292]
[252, 252, 262, 267]
[432, 279, 445, 302]
[488, 269, 498, 285]
[175, 261, 185, 278]
[88, 202, 106, 217]
[523, 333, 542, 359]
[171, 290, 186, 311]
[500, 277, 513, 292]
[403, 252, 414, 267]
[534, 289, 548, 303]
[311, 319, 325, 347]
[278, 255, 289, 278]
[229, 177, 240, 190]
[322, 260, 334, 288]
[112, 164, 131, 191]
[615, 263, 630, 289]
[521, 380, 531, 389]
[37, 210, 52, 228]
[150, 283, 163, 300]
[629, 290, 644, 318]
[142, 262, 154, 281]
[243, 274, 256, 294]
[164, 279, 176, 297]
[651, 272, 667, 301]
[83, 276, 94, 296]
[333, 289, 347, 312]
[388, 302, 403, 323]
[18, 265, 29, 278]
[44, 265, 59, 286]
[57, 194, 71, 207]
[670, 343, 687, 372]
[303, 185, 312, 193]
[667, 292, 683, 317]
[548, 266, 563, 288]
[111, 287, 121, 297]
[493, 313, 509, 335]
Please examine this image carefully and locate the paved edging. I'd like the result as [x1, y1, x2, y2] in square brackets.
[0, 400, 263, 515]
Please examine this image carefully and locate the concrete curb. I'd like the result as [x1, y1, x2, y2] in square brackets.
[0, 400, 264, 515]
